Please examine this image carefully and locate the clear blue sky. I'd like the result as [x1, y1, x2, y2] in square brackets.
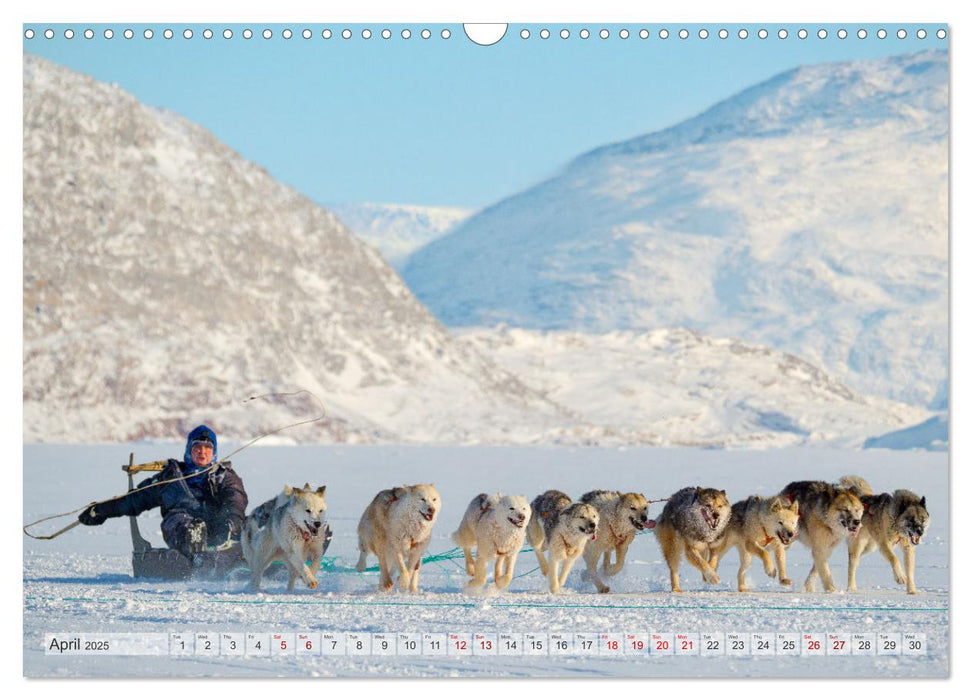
[23, 23, 946, 210]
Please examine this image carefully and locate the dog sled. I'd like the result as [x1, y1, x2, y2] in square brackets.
[123, 454, 246, 579]
[122, 454, 334, 581]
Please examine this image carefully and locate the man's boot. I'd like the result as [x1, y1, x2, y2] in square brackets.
[185, 520, 208, 567]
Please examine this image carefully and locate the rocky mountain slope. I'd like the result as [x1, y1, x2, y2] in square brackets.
[22, 54, 569, 445]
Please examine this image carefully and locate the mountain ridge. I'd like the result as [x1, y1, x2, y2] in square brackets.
[22, 53, 938, 449]
[402, 50, 948, 409]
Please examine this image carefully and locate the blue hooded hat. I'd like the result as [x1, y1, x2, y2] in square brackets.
[183, 424, 218, 484]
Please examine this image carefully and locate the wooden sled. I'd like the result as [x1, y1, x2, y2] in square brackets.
[122, 454, 333, 581]
[123, 453, 244, 580]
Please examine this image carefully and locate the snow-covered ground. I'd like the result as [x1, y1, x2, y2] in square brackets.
[23, 444, 948, 678]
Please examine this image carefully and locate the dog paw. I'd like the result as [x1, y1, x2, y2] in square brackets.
[597, 585, 611, 594]
[738, 585, 750, 593]
[307, 579, 318, 590]
[703, 571, 720, 585]
[780, 578, 792, 586]
[766, 567, 777, 579]
[895, 574, 907, 585]
[907, 588, 919, 595]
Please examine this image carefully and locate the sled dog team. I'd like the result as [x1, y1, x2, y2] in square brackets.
[240, 475, 930, 596]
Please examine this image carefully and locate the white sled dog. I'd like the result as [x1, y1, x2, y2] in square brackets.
[708, 495, 799, 592]
[356, 484, 441, 593]
[578, 490, 650, 593]
[840, 476, 930, 595]
[452, 493, 531, 592]
[241, 483, 328, 592]
[529, 496, 599, 594]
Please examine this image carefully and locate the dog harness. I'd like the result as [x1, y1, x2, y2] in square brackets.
[607, 524, 628, 547]
[760, 526, 775, 547]
[558, 534, 578, 558]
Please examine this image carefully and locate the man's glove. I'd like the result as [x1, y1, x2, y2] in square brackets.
[78, 504, 108, 526]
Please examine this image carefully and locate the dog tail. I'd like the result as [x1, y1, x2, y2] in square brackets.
[838, 475, 873, 497]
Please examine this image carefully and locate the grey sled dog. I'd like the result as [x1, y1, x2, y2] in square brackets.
[840, 476, 930, 594]
[526, 490, 599, 593]
[654, 486, 731, 592]
[526, 490, 574, 577]
[241, 483, 328, 592]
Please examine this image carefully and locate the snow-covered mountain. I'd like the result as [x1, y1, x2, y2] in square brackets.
[403, 51, 948, 410]
[329, 202, 472, 267]
[22, 54, 936, 450]
[22, 54, 571, 445]
[459, 327, 928, 449]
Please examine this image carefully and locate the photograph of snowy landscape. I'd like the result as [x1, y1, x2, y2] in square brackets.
[22, 23, 948, 678]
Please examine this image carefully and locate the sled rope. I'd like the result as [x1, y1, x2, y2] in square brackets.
[230, 545, 542, 584]
[23, 389, 327, 540]
[20, 512, 85, 540]
[229, 520, 657, 583]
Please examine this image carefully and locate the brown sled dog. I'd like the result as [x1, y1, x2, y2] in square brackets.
[708, 495, 799, 591]
[781, 478, 864, 593]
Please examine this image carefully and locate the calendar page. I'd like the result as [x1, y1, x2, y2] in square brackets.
[22, 20, 949, 679]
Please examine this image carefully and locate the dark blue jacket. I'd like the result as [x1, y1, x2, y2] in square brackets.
[100, 459, 248, 540]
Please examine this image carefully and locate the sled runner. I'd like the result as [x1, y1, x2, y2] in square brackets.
[123, 454, 245, 580]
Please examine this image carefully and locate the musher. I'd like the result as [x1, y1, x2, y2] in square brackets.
[77, 425, 248, 561]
